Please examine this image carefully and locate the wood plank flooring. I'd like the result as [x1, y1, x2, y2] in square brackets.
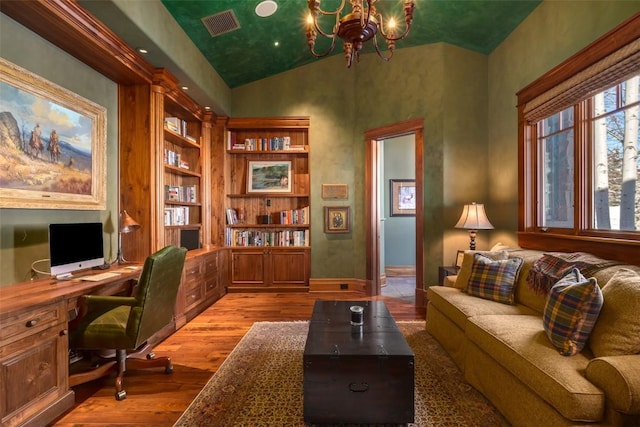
[52, 291, 425, 426]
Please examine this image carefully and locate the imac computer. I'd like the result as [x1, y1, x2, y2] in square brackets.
[49, 222, 105, 279]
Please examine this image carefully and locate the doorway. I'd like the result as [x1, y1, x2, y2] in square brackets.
[365, 118, 425, 307]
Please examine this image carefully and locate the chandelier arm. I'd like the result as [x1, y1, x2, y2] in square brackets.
[378, 25, 412, 42]
[372, 34, 393, 62]
[309, 36, 339, 58]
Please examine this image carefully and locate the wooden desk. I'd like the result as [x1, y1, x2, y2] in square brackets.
[0, 266, 141, 427]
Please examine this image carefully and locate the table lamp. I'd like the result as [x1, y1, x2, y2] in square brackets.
[455, 202, 494, 250]
[117, 210, 140, 264]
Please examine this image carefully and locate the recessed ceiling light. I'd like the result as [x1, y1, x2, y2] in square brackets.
[204, 106, 211, 110]
[181, 86, 189, 91]
[274, 41, 279, 47]
[137, 48, 148, 54]
[255, 0, 277, 18]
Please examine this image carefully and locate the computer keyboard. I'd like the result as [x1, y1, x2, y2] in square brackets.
[80, 271, 122, 281]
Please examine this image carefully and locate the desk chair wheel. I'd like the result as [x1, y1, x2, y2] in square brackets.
[165, 364, 173, 374]
[115, 390, 127, 401]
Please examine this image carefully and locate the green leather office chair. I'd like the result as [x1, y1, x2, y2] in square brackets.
[69, 245, 187, 400]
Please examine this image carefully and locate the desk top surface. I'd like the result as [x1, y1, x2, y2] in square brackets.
[0, 264, 142, 316]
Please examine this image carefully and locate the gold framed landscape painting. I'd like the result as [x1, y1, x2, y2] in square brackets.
[0, 58, 106, 210]
[246, 160, 292, 193]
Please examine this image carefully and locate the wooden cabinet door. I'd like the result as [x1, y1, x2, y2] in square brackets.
[270, 250, 309, 286]
[231, 250, 268, 287]
[1, 302, 72, 427]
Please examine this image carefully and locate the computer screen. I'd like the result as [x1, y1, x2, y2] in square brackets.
[49, 222, 105, 278]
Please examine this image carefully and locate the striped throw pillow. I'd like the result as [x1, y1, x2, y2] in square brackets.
[543, 268, 603, 356]
[467, 254, 523, 304]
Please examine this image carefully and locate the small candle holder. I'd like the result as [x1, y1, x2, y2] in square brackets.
[350, 305, 364, 326]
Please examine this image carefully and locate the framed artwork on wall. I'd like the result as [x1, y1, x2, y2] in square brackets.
[390, 179, 416, 216]
[324, 206, 350, 233]
[246, 160, 292, 193]
[0, 58, 107, 210]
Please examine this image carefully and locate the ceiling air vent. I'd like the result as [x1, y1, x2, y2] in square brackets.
[201, 10, 240, 37]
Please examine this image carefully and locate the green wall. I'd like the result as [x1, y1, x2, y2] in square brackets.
[231, 42, 488, 285]
[486, 1, 640, 247]
[0, 14, 119, 285]
[1, 1, 638, 287]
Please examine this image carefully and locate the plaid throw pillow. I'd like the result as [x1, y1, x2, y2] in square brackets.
[543, 268, 603, 356]
[467, 254, 524, 304]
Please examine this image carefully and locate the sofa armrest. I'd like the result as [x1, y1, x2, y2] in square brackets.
[586, 355, 640, 414]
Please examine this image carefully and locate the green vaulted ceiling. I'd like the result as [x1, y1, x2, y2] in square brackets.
[161, 0, 541, 88]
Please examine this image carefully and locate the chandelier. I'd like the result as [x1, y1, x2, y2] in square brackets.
[306, 0, 415, 68]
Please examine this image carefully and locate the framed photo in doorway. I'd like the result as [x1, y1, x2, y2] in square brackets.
[390, 179, 416, 216]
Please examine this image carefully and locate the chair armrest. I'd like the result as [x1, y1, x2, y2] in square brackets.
[586, 355, 640, 414]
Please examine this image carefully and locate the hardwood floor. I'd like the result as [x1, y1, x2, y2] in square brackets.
[53, 291, 425, 426]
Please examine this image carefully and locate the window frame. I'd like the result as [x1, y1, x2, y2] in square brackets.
[516, 14, 640, 265]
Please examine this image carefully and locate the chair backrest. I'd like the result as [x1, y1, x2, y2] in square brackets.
[126, 245, 187, 348]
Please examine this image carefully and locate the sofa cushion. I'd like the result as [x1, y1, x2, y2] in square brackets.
[427, 286, 537, 331]
[453, 250, 508, 290]
[509, 249, 548, 314]
[467, 254, 523, 304]
[543, 268, 603, 356]
[589, 268, 640, 357]
[466, 314, 603, 421]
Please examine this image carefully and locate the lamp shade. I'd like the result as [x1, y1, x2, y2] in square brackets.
[120, 210, 141, 233]
[455, 202, 494, 230]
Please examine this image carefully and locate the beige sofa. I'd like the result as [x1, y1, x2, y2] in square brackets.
[426, 248, 640, 426]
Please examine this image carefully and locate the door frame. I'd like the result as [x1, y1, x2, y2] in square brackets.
[365, 118, 425, 306]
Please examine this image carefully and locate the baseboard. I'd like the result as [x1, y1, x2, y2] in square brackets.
[309, 278, 366, 293]
[385, 266, 416, 277]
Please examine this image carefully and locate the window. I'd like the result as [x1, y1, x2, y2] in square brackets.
[591, 76, 640, 231]
[517, 15, 640, 264]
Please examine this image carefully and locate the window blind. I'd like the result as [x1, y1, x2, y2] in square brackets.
[523, 38, 640, 124]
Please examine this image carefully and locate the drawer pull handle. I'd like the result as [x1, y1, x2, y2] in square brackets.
[349, 382, 369, 393]
[26, 319, 38, 327]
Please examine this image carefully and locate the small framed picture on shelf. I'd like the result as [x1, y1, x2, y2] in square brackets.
[247, 160, 292, 193]
[324, 206, 350, 234]
[390, 179, 416, 216]
[455, 250, 465, 268]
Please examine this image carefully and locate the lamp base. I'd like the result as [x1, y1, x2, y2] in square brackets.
[468, 229, 478, 250]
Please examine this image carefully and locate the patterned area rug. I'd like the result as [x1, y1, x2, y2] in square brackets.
[174, 321, 509, 426]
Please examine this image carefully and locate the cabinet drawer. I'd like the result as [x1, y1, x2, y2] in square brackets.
[0, 303, 64, 345]
[183, 258, 203, 288]
[183, 283, 203, 310]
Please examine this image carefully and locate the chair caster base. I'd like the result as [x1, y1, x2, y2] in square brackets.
[165, 364, 173, 374]
[115, 390, 127, 401]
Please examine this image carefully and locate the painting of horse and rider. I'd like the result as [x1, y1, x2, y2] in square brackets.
[0, 58, 106, 209]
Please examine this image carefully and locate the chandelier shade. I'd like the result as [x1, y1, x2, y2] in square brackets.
[306, 0, 415, 68]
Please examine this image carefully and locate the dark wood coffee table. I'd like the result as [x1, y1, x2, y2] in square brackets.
[303, 300, 415, 424]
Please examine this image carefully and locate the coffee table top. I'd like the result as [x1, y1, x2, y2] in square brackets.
[304, 300, 414, 357]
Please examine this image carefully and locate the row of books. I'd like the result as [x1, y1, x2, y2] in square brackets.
[165, 185, 197, 203]
[227, 133, 305, 152]
[164, 207, 190, 226]
[225, 206, 309, 225]
[164, 149, 190, 170]
[164, 117, 197, 142]
[225, 228, 309, 247]
[279, 206, 309, 225]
